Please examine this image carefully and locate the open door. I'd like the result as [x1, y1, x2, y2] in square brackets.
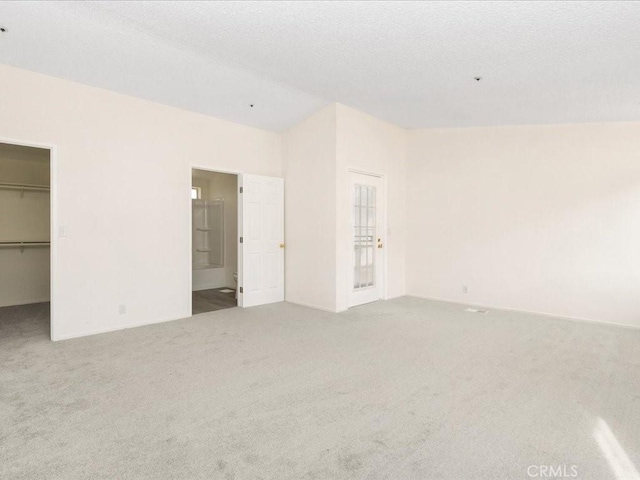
[238, 174, 284, 307]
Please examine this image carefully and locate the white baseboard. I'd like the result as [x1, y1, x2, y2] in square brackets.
[285, 300, 341, 313]
[52, 312, 190, 341]
[406, 293, 640, 331]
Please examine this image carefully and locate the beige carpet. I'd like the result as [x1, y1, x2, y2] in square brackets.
[1, 297, 639, 479]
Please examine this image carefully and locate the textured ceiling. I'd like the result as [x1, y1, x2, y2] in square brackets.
[1, 1, 640, 131]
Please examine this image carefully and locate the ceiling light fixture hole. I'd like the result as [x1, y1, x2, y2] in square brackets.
[474, 76, 482, 82]
[0, 27, 7, 33]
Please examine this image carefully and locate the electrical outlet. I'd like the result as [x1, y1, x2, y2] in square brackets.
[462, 285, 468, 294]
[118, 304, 127, 315]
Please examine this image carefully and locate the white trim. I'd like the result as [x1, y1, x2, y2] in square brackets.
[347, 168, 383, 179]
[285, 300, 346, 314]
[191, 165, 243, 176]
[189, 165, 241, 315]
[0, 136, 57, 341]
[237, 173, 244, 308]
[406, 294, 640, 331]
[53, 314, 189, 341]
[380, 174, 389, 301]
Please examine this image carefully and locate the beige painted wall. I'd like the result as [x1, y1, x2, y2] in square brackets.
[282, 104, 338, 311]
[6, 62, 636, 335]
[192, 170, 237, 291]
[335, 104, 407, 311]
[0, 143, 51, 307]
[282, 103, 407, 312]
[0, 64, 280, 339]
[407, 123, 640, 327]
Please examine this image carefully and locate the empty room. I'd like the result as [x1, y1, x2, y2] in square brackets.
[1, 1, 639, 479]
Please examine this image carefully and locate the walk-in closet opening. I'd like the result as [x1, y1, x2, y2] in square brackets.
[191, 169, 238, 314]
[0, 142, 51, 338]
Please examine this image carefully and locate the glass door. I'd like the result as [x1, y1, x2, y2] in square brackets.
[348, 172, 384, 307]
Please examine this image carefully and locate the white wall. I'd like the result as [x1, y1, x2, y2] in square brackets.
[335, 104, 407, 311]
[407, 123, 640, 327]
[0, 143, 50, 307]
[282, 104, 338, 311]
[0, 64, 280, 339]
[192, 170, 237, 291]
[282, 103, 407, 312]
[8, 62, 634, 335]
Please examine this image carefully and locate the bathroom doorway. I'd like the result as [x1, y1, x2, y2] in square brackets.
[191, 169, 238, 314]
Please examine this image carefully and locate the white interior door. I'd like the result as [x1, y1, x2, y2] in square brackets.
[238, 174, 284, 307]
[348, 172, 385, 308]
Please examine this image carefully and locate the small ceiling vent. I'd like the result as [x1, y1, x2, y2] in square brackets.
[465, 307, 489, 314]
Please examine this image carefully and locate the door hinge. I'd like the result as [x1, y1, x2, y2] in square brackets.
[239, 236, 243, 243]
[239, 287, 243, 293]
[239, 187, 243, 193]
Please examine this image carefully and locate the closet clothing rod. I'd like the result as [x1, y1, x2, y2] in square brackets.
[0, 241, 51, 248]
[0, 182, 50, 191]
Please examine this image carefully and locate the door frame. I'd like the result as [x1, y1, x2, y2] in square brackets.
[188, 165, 242, 313]
[346, 168, 388, 308]
[0, 136, 58, 340]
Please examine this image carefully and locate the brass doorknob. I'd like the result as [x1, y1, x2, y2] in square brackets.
[279, 243, 285, 249]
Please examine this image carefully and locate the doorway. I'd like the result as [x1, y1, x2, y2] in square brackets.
[188, 169, 285, 314]
[348, 171, 385, 308]
[0, 142, 52, 337]
[191, 169, 239, 314]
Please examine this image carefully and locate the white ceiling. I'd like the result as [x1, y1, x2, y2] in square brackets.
[1, 1, 640, 131]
